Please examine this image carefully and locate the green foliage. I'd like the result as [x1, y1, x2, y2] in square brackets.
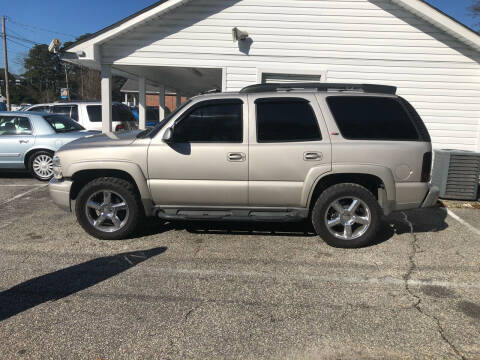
[3, 33, 126, 105]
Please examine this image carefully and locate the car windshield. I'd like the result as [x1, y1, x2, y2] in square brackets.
[138, 99, 192, 138]
[44, 115, 85, 133]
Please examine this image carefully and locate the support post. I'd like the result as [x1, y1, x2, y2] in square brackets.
[2, 16, 11, 111]
[176, 94, 182, 109]
[138, 76, 146, 130]
[159, 85, 166, 121]
[124, 93, 128, 104]
[100, 64, 112, 133]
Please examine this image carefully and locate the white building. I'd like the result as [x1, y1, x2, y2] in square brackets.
[65, 0, 480, 151]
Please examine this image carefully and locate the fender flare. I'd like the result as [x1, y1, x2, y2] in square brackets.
[305, 164, 396, 208]
[66, 160, 151, 200]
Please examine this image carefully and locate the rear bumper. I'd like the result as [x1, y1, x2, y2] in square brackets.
[421, 184, 440, 208]
[49, 178, 72, 212]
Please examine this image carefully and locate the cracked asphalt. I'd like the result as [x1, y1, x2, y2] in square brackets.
[0, 174, 479, 360]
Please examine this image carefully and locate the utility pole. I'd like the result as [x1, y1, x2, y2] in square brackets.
[1, 16, 11, 111]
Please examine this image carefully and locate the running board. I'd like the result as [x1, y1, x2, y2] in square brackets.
[155, 207, 308, 222]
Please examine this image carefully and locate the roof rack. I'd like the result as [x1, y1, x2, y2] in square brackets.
[239, 83, 397, 95]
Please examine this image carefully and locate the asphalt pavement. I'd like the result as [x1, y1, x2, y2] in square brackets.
[0, 173, 479, 360]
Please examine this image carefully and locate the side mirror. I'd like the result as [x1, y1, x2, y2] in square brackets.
[162, 127, 173, 142]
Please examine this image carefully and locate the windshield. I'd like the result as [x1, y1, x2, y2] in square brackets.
[138, 99, 192, 138]
[44, 115, 85, 133]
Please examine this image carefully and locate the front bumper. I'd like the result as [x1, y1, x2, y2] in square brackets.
[49, 178, 73, 212]
[421, 184, 440, 208]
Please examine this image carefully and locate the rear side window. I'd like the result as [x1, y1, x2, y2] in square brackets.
[326, 96, 420, 141]
[44, 115, 84, 133]
[173, 100, 243, 143]
[87, 105, 136, 123]
[87, 106, 102, 122]
[52, 105, 79, 121]
[256, 98, 321, 142]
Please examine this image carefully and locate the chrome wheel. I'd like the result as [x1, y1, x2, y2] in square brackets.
[324, 197, 371, 240]
[32, 154, 53, 179]
[85, 190, 129, 233]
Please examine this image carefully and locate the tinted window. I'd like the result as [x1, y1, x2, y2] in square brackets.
[52, 105, 79, 121]
[87, 104, 136, 123]
[173, 101, 242, 143]
[327, 96, 420, 141]
[44, 115, 84, 133]
[256, 98, 321, 142]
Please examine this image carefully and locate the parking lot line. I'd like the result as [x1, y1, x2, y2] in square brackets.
[0, 185, 48, 207]
[447, 209, 480, 237]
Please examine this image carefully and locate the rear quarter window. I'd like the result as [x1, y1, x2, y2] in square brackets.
[326, 96, 421, 141]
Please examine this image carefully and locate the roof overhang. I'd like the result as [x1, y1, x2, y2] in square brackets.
[392, 0, 480, 51]
[63, 0, 480, 66]
[64, 0, 193, 64]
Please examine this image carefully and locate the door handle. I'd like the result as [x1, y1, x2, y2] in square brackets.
[19, 139, 29, 144]
[304, 152, 322, 161]
[227, 152, 246, 162]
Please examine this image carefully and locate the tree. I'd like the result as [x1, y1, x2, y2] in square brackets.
[23, 44, 63, 103]
[470, 0, 480, 29]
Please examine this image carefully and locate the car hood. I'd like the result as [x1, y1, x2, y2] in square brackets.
[59, 130, 143, 151]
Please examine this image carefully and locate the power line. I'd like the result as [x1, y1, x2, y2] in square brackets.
[7, 18, 76, 39]
[6, 37, 31, 49]
[7, 34, 38, 45]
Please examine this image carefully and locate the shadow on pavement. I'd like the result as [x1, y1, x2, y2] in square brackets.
[0, 246, 167, 321]
[137, 206, 448, 247]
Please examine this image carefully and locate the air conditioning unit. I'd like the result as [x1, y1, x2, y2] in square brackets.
[431, 149, 480, 200]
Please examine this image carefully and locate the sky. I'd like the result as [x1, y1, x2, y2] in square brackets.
[1, 0, 478, 74]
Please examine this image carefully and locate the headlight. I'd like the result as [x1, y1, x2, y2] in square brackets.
[52, 155, 63, 180]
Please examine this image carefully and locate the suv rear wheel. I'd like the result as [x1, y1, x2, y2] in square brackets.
[312, 183, 381, 248]
[75, 177, 144, 240]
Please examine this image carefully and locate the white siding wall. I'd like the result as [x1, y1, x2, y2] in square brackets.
[102, 0, 480, 151]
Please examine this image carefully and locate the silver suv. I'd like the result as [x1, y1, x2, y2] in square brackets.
[49, 83, 439, 248]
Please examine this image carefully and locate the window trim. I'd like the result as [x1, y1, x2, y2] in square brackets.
[255, 97, 322, 143]
[326, 95, 423, 142]
[172, 98, 244, 144]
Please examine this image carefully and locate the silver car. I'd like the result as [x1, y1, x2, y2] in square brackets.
[0, 111, 97, 180]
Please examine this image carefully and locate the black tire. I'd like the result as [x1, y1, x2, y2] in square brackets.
[311, 183, 382, 248]
[28, 150, 54, 181]
[75, 177, 144, 240]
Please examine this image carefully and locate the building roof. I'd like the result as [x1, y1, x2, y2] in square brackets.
[65, 0, 480, 54]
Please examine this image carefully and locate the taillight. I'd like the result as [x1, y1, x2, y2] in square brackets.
[115, 124, 125, 131]
[421, 151, 432, 182]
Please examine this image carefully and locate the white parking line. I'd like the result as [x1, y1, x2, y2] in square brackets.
[0, 185, 48, 207]
[447, 209, 480, 237]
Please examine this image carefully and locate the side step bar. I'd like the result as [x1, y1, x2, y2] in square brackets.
[155, 207, 308, 222]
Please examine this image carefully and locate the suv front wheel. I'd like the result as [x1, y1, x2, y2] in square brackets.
[75, 177, 144, 240]
[312, 183, 381, 248]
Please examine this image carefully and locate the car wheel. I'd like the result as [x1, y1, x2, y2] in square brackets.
[312, 183, 381, 248]
[29, 150, 54, 181]
[75, 177, 144, 240]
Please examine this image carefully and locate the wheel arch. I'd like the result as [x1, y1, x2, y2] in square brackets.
[24, 147, 56, 168]
[307, 166, 396, 211]
[67, 162, 153, 216]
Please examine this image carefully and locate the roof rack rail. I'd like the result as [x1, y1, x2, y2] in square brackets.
[239, 83, 397, 95]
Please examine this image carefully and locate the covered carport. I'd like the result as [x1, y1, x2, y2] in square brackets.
[61, 0, 223, 133]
